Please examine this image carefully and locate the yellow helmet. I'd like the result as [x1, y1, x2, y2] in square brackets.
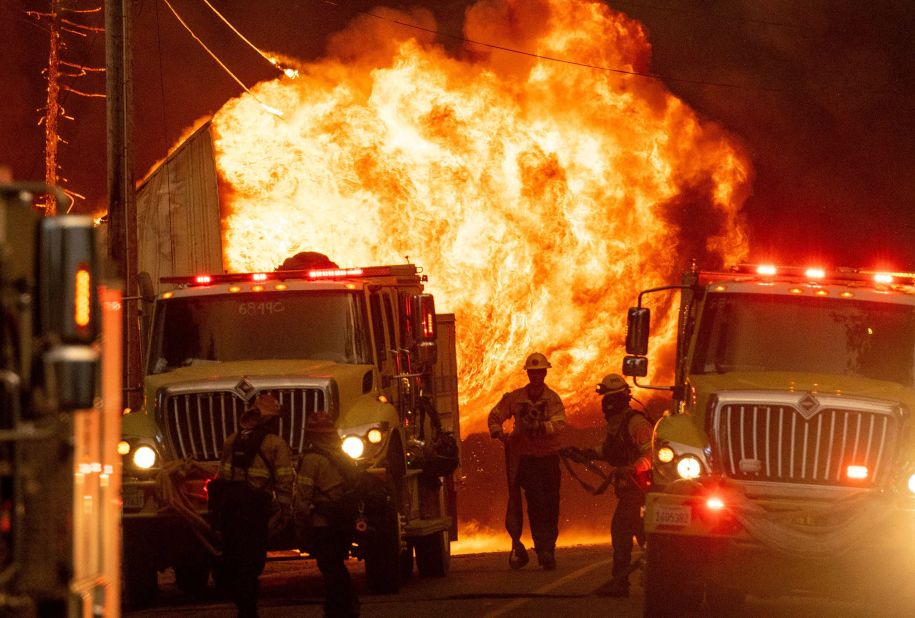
[524, 352, 552, 370]
[596, 373, 630, 395]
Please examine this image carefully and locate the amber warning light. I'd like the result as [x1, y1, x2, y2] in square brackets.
[74, 264, 92, 328]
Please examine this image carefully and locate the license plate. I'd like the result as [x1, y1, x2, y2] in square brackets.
[123, 487, 146, 509]
[653, 504, 691, 527]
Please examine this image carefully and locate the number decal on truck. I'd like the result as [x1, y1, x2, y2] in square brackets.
[238, 301, 285, 315]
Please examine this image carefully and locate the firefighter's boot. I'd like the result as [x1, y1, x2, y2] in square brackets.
[509, 541, 529, 570]
[536, 548, 556, 571]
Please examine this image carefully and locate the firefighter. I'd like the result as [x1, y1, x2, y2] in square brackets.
[488, 352, 566, 570]
[568, 374, 652, 597]
[293, 410, 360, 618]
[214, 393, 294, 617]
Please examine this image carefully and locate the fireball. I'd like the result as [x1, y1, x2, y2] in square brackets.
[213, 0, 751, 433]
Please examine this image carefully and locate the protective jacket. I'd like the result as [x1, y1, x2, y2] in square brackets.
[488, 384, 566, 457]
[599, 407, 652, 489]
[219, 429, 295, 510]
[294, 446, 347, 528]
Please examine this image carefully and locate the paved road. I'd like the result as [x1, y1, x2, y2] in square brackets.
[125, 543, 900, 617]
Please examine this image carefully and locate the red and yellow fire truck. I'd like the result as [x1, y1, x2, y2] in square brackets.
[624, 263, 915, 613]
[119, 256, 460, 604]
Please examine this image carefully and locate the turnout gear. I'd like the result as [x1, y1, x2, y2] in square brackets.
[294, 428, 360, 617]
[212, 396, 294, 617]
[583, 384, 653, 598]
[490, 357, 566, 571]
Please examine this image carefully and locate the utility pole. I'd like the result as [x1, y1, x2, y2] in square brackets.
[43, 0, 62, 215]
[105, 0, 142, 411]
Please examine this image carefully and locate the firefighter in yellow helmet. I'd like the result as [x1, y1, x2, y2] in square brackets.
[564, 374, 652, 597]
[212, 393, 294, 617]
[488, 352, 567, 570]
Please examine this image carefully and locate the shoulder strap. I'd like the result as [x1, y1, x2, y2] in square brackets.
[231, 427, 271, 480]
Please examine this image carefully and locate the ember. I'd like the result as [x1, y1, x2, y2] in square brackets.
[211, 0, 750, 435]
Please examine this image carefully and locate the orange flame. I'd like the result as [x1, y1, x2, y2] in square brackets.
[212, 0, 751, 434]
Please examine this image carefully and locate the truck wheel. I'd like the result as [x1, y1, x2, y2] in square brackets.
[414, 530, 450, 577]
[122, 553, 158, 608]
[175, 560, 210, 597]
[364, 498, 402, 594]
[644, 533, 701, 616]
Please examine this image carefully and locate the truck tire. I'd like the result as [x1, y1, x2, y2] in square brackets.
[414, 530, 450, 577]
[364, 498, 402, 594]
[644, 533, 701, 617]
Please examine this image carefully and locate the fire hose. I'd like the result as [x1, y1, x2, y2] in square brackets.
[155, 458, 222, 557]
[559, 448, 629, 496]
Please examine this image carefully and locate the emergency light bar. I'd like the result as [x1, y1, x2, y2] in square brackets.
[731, 264, 915, 287]
[160, 264, 420, 287]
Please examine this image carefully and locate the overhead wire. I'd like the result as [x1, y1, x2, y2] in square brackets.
[160, 0, 284, 116]
[201, 0, 298, 78]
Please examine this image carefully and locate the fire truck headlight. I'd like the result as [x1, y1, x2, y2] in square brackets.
[676, 455, 702, 479]
[367, 428, 384, 444]
[117, 440, 131, 456]
[341, 436, 365, 459]
[132, 445, 157, 470]
[907, 473, 915, 495]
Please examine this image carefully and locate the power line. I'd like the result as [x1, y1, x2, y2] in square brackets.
[161, 0, 283, 116]
[201, 0, 298, 78]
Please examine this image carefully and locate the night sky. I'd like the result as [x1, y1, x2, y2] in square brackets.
[2, 0, 914, 268]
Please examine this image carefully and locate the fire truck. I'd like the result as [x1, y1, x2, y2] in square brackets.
[0, 182, 121, 615]
[119, 254, 460, 604]
[624, 263, 915, 614]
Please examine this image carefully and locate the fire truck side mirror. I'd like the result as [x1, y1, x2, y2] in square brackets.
[625, 307, 650, 356]
[138, 270, 156, 303]
[38, 215, 99, 343]
[622, 355, 648, 377]
[411, 294, 437, 342]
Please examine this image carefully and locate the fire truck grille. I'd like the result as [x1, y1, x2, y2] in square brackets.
[710, 404, 900, 486]
[160, 388, 326, 460]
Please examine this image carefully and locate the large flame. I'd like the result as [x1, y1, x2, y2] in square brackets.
[212, 0, 751, 434]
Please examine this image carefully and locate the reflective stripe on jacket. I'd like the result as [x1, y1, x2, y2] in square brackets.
[219, 431, 294, 508]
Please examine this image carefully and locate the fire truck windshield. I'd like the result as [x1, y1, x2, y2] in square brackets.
[147, 290, 371, 374]
[692, 292, 915, 386]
